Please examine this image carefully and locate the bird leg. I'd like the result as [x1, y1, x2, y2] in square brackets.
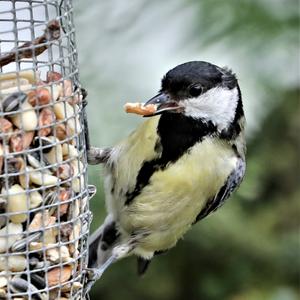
[87, 146, 110, 164]
[83, 254, 117, 296]
[83, 244, 133, 296]
[79, 84, 110, 165]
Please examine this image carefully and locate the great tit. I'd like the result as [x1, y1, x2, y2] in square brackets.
[86, 61, 246, 283]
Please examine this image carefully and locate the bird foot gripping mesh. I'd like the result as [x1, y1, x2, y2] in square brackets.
[0, 0, 94, 299]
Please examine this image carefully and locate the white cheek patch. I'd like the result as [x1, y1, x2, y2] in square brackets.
[181, 87, 239, 131]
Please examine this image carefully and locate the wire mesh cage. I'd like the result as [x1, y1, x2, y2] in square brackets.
[0, 0, 92, 299]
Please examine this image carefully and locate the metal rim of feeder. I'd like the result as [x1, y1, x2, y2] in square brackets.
[0, 1, 92, 299]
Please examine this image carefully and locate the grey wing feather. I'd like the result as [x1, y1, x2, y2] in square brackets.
[194, 158, 246, 223]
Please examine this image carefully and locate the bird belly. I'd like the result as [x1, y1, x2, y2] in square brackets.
[119, 138, 237, 255]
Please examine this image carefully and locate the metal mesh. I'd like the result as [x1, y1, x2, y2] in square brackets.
[0, 0, 92, 299]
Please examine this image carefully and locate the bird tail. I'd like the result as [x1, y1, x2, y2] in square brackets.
[88, 214, 120, 269]
[85, 215, 139, 297]
[87, 215, 155, 280]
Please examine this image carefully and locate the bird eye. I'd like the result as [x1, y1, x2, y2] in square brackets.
[189, 85, 203, 97]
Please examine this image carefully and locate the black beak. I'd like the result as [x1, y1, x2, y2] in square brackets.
[144, 92, 180, 116]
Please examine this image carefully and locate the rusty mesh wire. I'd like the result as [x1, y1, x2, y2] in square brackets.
[0, 0, 92, 299]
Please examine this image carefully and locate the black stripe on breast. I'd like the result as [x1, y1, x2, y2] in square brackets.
[125, 113, 217, 205]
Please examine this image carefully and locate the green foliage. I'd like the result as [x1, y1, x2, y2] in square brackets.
[188, 0, 299, 48]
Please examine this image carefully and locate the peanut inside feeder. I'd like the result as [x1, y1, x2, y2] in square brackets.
[0, 70, 88, 299]
[0, 3, 91, 299]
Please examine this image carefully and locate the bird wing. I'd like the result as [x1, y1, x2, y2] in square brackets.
[194, 157, 246, 223]
[105, 116, 161, 205]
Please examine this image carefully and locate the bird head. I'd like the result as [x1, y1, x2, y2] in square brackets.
[145, 61, 242, 132]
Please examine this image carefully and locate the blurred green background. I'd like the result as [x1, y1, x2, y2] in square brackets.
[74, 0, 299, 299]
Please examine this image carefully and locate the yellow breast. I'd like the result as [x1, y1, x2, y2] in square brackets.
[119, 137, 237, 254]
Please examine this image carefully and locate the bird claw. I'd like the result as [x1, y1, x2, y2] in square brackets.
[83, 255, 117, 296]
[83, 267, 104, 297]
[87, 147, 110, 165]
[84, 267, 103, 282]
